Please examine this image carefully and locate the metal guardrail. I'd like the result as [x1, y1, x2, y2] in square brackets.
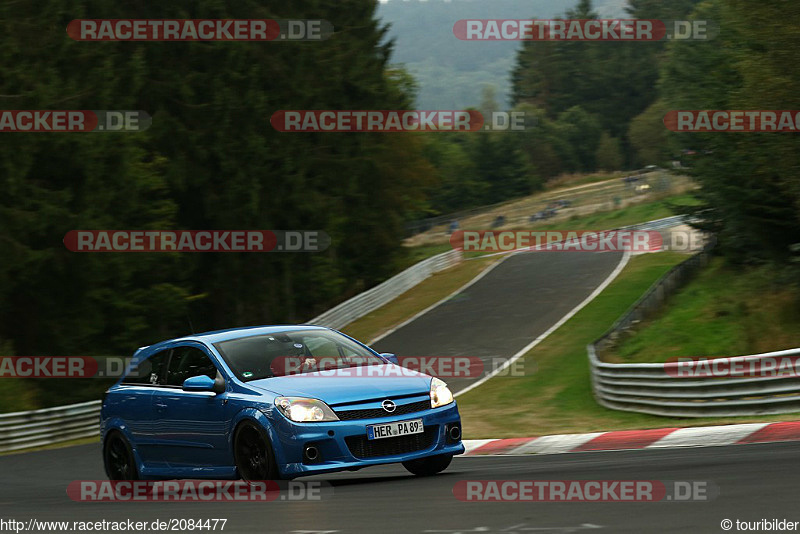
[589, 345, 800, 417]
[620, 215, 687, 232]
[0, 400, 101, 453]
[405, 168, 679, 238]
[307, 249, 462, 330]
[0, 250, 463, 453]
[0, 219, 727, 451]
[588, 247, 800, 417]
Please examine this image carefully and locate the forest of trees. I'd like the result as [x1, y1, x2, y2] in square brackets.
[414, 0, 707, 215]
[659, 0, 800, 263]
[377, 0, 633, 110]
[425, 0, 800, 267]
[510, 0, 704, 173]
[0, 0, 435, 357]
[1, 0, 799, 363]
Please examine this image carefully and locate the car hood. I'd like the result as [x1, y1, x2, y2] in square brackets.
[247, 364, 432, 406]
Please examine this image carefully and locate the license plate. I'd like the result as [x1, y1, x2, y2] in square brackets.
[367, 418, 424, 440]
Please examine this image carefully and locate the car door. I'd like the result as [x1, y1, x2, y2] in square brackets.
[112, 348, 170, 468]
[150, 343, 231, 467]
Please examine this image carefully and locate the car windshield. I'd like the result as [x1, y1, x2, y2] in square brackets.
[213, 330, 384, 381]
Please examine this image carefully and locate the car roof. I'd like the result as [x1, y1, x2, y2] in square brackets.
[143, 325, 330, 352]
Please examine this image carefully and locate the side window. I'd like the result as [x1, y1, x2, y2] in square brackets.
[166, 346, 218, 387]
[340, 343, 370, 365]
[123, 349, 169, 385]
[305, 337, 342, 358]
[304, 336, 368, 366]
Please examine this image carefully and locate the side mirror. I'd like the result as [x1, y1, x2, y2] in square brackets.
[182, 375, 216, 392]
[212, 373, 226, 394]
[380, 353, 399, 365]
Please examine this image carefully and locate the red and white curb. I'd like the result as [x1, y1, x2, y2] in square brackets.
[462, 421, 800, 456]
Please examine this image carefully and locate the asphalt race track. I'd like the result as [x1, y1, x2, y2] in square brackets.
[372, 250, 624, 393]
[3, 441, 799, 533]
[4, 247, 794, 533]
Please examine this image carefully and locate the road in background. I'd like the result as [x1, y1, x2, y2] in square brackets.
[373, 250, 624, 393]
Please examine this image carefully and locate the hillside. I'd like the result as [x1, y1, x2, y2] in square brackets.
[376, 0, 628, 109]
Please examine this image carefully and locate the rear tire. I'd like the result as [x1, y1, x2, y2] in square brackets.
[402, 453, 453, 476]
[234, 422, 280, 480]
[103, 432, 139, 481]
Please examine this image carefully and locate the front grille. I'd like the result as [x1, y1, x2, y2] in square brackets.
[345, 426, 438, 459]
[335, 400, 430, 421]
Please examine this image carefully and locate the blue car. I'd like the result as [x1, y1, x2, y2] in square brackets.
[101, 325, 464, 480]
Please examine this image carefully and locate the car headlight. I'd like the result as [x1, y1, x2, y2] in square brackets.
[274, 396, 339, 423]
[430, 378, 454, 408]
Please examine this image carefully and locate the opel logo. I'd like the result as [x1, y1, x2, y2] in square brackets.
[381, 400, 396, 413]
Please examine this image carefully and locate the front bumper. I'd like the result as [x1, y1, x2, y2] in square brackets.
[271, 402, 464, 478]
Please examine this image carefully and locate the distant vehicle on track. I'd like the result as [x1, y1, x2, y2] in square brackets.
[530, 208, 557, 222]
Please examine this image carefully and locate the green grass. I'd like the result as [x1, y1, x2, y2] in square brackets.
[456, 252, 800, 438]
[612, 258, 800, 364]
[0, 377, 116, 413]
[457, 193, 698, 260]
[0, 356, 120, 413]
[543, 171, 627, 190]
[0, 436, 100, 457]
[395, 193, 696, 265]
[359, 192, 701, 342]
[398, 243, 454, 269]
[0, 188, 681, 414]
[536, 193, 698, 233]
[0, 378, 38, 413]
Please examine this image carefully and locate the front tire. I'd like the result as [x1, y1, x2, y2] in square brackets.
[103, 432, 139, 481]
[402, 453, 453, 476]
[234, 422, 279, 480]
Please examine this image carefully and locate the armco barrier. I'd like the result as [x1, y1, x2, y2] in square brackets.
[588, 248, 800, 417]
[306, 249, 462, 330]
[0, 219, 722, 451]
[589, 345, 800, 417]
[0, 250, 463, 452]
[0, 400, 101, 453]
